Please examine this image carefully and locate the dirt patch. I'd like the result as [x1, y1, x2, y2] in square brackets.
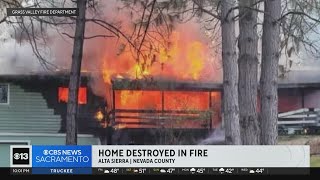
[278, 135, 320, 155]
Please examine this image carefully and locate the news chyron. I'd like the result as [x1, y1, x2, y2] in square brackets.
[9, 145, 310, 175]
[10, 145, 91, 175]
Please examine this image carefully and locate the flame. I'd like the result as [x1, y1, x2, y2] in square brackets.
[187, 42, 205, 80]
[98, 29, 221, 129]
[95, 110, 104, 121]
[58, 87, 87, 104]
[131, 63, 150, 79]
[117, 90, 162, 109]
[159, 31, 179, 64]
[113, 90, 221, 129]
[100, 30, 214, 82]
[165, 91, 208, 110]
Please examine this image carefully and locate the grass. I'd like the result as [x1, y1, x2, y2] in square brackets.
[311, 155, 320, 167]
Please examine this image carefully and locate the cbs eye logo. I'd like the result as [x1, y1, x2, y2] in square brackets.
[12, 148, 30, 165]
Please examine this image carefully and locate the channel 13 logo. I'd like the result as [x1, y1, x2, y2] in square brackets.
[10, 146, 31, 167]
[13, 148, 29, 164]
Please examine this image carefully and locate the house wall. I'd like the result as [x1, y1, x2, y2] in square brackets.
[112, 90, 222, 129]
[304, 89, 320, 108]
[0, 79, 105, 134]
[14, 78, 105, 135]
[0, 84, 61, 133]
[278, 88, 320, 112]
[0, 77, 105, 167]
[278, 88, 303, 113]
[111, 90, 222, 145]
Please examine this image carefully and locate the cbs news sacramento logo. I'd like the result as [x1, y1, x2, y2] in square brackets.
[10, 145, 32, 167]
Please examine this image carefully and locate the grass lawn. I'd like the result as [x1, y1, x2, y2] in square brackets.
[311, 155, 320, 167]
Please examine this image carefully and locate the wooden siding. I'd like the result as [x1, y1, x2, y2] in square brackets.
[0, 84, 61, 133]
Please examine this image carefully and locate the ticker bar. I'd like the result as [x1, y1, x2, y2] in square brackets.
[91, 167, 310, 175]
[0, 167, 313, 175]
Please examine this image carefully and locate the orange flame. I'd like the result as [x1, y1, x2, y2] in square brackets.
[99, 29, 221, 129]
[101, 30, 214, 82]
[187, 42, 205, 80]
[58, 87, 87, 104]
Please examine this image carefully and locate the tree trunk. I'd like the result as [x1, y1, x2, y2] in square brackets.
[238, 0, 260, 145]
[260, 0, 281, 145]
[221, 0, 241, 145]
[66, 0, 87, 145]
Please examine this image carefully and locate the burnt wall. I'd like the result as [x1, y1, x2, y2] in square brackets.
[112, 128, 210, 145]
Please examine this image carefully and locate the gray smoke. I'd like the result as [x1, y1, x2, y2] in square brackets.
[0, 36, 48, 74]
[0, 17, 59, 75]
[198, 126, 225, 145]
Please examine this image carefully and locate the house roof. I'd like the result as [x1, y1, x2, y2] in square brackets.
[112, 70, 320, 91]
[278, 70, 320, 88]
[0, 71, 92, 83]
[111, 78, 222, 91]
[279, 70, 320, 84]
[1, 70, 320, 89]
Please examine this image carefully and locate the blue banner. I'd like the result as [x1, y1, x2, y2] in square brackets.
[32, 145, 92, 167]
[32, 168, 92, 174]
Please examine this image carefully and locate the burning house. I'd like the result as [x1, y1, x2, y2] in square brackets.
[109, 78, 222, 145]
[0, 69, 320, 157]
[108, 70, 320, 144]
[0, 71, 222, 153]
[1, 9, 320, 164]
[0, 25, 225, 164]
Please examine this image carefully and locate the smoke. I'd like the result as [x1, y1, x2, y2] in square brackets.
[198, 126, 225, 145]
[0, 30, 48, 74]
[0, 0, 222, 98]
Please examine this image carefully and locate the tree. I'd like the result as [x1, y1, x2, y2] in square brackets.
[177, 0, 241, 144]
[118, 0, 243, 145]
[221, 0, 241, 145]
[66, 0, 161, 144]
[124, 0, 320, 145]
[66, 0, 87, 145]
[1, 0, 150, 145]
[279, 0, 320, 75]
[260, 0, 281, 145]
[0, 0, 58, 69]
[0, 0, 84, 144]
[238, 0, 260, 145]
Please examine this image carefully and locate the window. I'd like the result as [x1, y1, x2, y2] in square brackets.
[58, 87, 87, 104]
[0, 84, 9, 104]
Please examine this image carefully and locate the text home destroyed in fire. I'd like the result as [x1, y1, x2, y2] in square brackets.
[1, 70, 320, 165]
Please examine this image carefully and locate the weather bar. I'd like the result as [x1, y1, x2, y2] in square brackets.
[91, 167, 310, 175]
[5, 167, 311, 175]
